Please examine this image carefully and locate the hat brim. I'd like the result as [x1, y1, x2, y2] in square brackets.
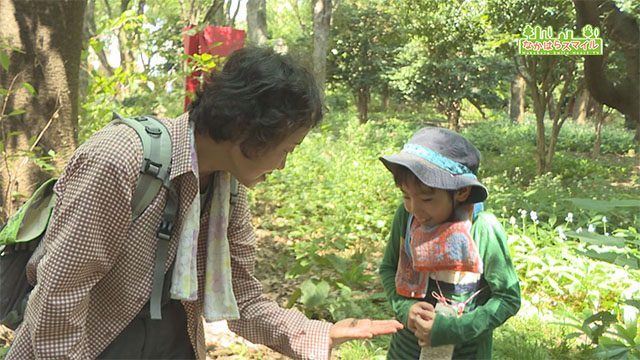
[379, 153, 488, 203]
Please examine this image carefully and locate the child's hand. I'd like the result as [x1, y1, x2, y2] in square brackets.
[407, 302, 434, 333]
[414, 313, 435, 347]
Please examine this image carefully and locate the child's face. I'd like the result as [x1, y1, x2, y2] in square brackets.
[400, 179, 470, 227]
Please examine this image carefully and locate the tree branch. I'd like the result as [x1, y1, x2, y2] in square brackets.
[203, 0, 224, 25]
[120, 0, 131, 14]
[103, 0, 113, 17]
[230, 0, 241, 27]
[573, 0, 639, 118]
[293, 0, 307, 34]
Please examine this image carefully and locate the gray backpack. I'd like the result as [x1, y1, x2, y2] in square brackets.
[0, 113, 238, 329]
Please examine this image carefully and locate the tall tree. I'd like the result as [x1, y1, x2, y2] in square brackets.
[488, 0, 580, 174]
[329, 1, 402, 123]
[573, 0, 640, 141]
[311, 0, 331, 95]
[0, 0, 86, 220]
[247, 0, 268, 45]
[572, 85, 595, 124]
[390, 0, 508, 131]
[510, 73, 526, 123]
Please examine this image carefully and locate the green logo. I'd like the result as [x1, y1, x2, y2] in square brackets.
[518, 24, 603, 56]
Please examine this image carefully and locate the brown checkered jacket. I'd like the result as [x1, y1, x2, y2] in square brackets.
[7, 113, 331, 360]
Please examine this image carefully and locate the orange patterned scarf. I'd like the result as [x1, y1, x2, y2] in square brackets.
[396, 205, 483, 298]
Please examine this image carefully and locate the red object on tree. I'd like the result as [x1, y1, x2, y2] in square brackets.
[183, 26, 246, 110]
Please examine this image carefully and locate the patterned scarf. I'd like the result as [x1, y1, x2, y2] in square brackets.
[396, 204, 483, 299]
[170, 123, 240, 321]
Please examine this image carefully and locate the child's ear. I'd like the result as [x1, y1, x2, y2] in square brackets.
[455, 187, 472, 203]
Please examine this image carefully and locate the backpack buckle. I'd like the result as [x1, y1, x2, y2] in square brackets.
[145, 125, 162, 137]
[157, 220, 174, 241]
[143, 159, 162, 177]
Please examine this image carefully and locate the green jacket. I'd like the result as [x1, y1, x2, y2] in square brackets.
[379, 204, 521, 360]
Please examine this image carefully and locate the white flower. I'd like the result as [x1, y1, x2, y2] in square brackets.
[509, 216, 516, 225]
[520, 209, 528, 218]
[605, 232, 610, 236]
[602, 216, 608, 223]
[534, 220, 540, 225]
[576, 227, 583, 233]
[557, 227, 567, 240]
[530, 211, 538, 222]
[565, 212, 574, 223]
[588, 224, 596, 233]
[531, 293, 540, 304]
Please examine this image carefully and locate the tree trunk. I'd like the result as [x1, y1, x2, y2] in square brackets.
[510, 73, 526, 123]
[530, 87, 548, 175]
[247, 0, 268, 46]
[381, 83, 390, 111]
[592, 103, 605, 157]
[203, 0, 227, 25]
[545, 65, 574, 173]
[117, 0, 135, 74]
[86, 0, 114, 77]
[574, 0, 640, 141]
[312, 0, 331, 97]
[625, 114, 640, 143]
[446, 101, 462, 132]
[357, 87, 369, 124]
[229, 0, 241, 27]
[79, 0, 95, 101]
[0, 0, 85, 221]
[467, 97, 486, 120]
[573, 86, 590, 124]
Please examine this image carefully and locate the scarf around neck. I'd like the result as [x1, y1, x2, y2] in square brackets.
[169, 122, 240, 321]
[395, 204, 483, 299]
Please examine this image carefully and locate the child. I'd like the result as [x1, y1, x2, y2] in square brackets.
[378, 127, 521, 359]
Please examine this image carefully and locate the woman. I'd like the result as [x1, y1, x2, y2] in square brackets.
[8, 47, 401, 360]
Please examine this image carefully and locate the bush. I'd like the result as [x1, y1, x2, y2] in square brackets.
[463, 117, 636, 156]
[250, 109, 639, 357]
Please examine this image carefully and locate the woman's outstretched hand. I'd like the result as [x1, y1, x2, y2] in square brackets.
[329, 318, 404, 348]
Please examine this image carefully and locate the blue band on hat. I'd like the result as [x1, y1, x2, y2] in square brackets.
[402, 143, 476, 177]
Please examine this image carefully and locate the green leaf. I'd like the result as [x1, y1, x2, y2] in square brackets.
[286, 288, 302, 309]
[624, 299, 640, 310]
[565, 331, 584, 340]
[575, 249, 640, 270]
[89, 38, 104, 53]
[22, 82, 36, 95]
[300, 279, 330, 308]
[592, 344, 628, 359]
[0, 51, 9, 71]
[611, 323, 636, 345]
[566, 198, 640, 212]
[565, 230, 626, 247]
[583, 311, 617, 341]
[7, 109, 26, 117]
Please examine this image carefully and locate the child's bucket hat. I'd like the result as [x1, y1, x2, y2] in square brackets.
[380, 127, 488, 204]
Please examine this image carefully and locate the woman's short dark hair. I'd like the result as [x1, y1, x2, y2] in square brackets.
[188, 47, 323, 158]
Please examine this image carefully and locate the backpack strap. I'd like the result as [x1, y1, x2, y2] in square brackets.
[229, 176, 239, 216]
[112, 112, 177, 320]
[112, 113, 173, 220]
